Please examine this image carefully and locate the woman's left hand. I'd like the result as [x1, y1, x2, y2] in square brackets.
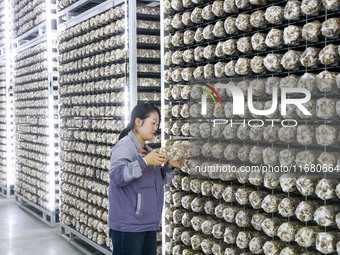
[168, 159, 184, 169]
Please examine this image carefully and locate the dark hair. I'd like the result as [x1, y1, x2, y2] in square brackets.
[118, 102, 161, 140]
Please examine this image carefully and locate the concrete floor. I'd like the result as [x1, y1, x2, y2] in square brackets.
[0, 197, 83, 255]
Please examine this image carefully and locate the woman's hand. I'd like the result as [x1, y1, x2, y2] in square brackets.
[144, 149, 167, 166]
[168, 159, 185, 169]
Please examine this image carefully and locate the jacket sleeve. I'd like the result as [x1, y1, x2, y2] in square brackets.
[109, 143, 147, 187]
[162, 162, 177, 185]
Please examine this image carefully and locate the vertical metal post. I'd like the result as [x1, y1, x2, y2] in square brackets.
[160, 0, 166, 254]
[128, 0, 137, 112]
[46, 0, 56, 213]
[160, 0, 165, 148]
[5, 0, 14, 198]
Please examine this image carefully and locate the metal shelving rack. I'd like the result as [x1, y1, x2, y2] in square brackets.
[12, 0, 59, 227]
[58, 1, 123, 250]
[136, 0, 162, 148]
[57, 0, 107, 22]
[57, 0, 161, 254]
[57, 2, 127, 252]
[161, 0, 340, 254]
[0, 0, 14, 199]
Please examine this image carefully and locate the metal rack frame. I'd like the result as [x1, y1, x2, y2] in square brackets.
[160, 1, 167, 255]
[57, 0, 106, 24]
[0, 184, 14, 198]
[57, 1, 162, 254]
[160, 1, 340, 255]
[12, 0, 59, 226]
[57, 1, 127, 254]
[15, 193, 58, 227]
[57, 0, 125, 32]
[0, 0, 15, 199]
[12, 0, 57, 48]
[13, 32, 59, 221]
[60, 223, 112, 255]
[128, 0, 137, 110]
[12, 22, 48, 49]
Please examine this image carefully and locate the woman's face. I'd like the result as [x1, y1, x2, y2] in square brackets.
[135, 111, 159, 141]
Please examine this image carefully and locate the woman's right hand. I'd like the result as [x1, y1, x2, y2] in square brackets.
[144, 149, 167, 166]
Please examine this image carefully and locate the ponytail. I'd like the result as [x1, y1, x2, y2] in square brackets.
[118, 123, 133, 141]
[118, 102, 160, 141]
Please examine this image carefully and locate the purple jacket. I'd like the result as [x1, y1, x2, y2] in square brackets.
[108, 131, 176, 232]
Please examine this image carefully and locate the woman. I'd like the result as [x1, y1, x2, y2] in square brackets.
[108, 102, 184, 255]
